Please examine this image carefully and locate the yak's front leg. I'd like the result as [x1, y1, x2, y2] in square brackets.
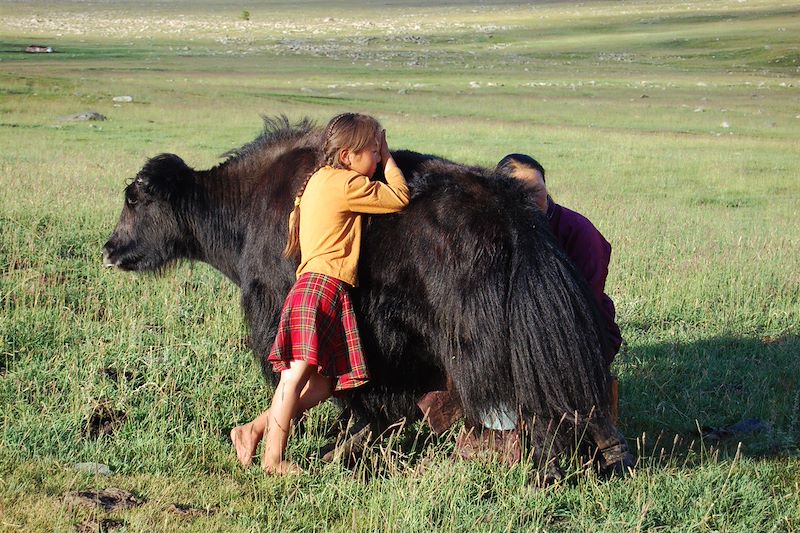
[319, 386, 425, 463]
[319, 405, 376, 463]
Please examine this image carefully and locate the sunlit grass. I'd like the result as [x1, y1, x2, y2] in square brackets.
[1, 0, 799, 529]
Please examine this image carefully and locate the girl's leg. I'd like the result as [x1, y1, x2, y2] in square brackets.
[297, 369, 336, 412]
[230, 410, 270, 466]
[231, 369, 334, 467]
[262, 360, 313, 473]
[263, 361, 334, 474]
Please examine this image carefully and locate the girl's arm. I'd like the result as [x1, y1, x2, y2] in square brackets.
[345, 130, 410, 213]
[379, 128, 402, 180]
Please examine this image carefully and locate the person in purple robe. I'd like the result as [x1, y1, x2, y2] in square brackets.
[496, 153, 622, 365]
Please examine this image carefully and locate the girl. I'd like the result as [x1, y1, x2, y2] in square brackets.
[230, 113, 410, 474]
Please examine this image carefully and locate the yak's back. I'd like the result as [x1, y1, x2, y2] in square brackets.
[359, 151, 609, 426]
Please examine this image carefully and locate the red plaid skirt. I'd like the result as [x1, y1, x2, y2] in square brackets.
[268, 272, 369, 391]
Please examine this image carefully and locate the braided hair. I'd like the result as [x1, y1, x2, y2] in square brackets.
[283, 112, 382, 260]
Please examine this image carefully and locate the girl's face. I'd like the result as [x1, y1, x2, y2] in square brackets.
[342, 139, 380, 178]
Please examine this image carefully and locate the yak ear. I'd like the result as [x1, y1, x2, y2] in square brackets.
[137, 153, 194, 200]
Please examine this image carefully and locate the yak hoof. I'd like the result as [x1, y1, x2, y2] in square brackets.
[598, 443, 635, 477]
[532, 460, 564, 488]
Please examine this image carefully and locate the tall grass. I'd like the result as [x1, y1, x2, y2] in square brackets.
[1, 0, 798, 529]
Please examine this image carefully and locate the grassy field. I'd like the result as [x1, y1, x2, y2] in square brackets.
[1, 0, 799, 530]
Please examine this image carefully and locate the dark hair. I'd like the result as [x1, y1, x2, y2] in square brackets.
[496, 153, 546, 182]
[283, 113, 382, 259]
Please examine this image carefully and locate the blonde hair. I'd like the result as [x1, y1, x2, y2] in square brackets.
[283, 113, 382, 260]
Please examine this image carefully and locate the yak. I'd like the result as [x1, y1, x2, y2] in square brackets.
[102, 116, 633, 478]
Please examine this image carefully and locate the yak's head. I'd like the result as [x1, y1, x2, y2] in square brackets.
[103, 153, 198, 272]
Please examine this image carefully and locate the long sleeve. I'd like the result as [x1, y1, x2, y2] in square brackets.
[344, 166, 410, 213]
[296, 166, 409, 287]
[569, 234, 622, 361]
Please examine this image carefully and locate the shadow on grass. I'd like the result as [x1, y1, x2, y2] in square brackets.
[310, 333, 799, 478]
[215, 335, 798, 480]
[618, 334, 800, 459]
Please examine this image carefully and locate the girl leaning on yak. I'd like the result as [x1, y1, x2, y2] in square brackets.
[230, 113, 411, 474]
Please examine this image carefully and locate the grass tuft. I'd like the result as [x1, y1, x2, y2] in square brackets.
[1, 0, 798, 529]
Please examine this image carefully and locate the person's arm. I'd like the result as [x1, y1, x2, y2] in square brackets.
[562, 215, 622, 361]
[575, 232, 611, 305]
[576, 232, 622, 360]
[345, 130, 410, 213]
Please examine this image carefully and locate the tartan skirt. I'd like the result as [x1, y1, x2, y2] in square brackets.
[267, 272, 369, 392]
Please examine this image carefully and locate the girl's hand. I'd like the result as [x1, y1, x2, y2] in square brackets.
[378, 129, 402, 179]
[379, 129, 391, 163]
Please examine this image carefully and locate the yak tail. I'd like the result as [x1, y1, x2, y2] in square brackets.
[504, 212, 609, 421]
[445, 186, 609, 451]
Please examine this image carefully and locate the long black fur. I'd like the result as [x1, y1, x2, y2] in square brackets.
[104, 116, 616, 459]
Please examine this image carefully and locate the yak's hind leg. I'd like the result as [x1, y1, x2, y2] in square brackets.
[587, 415, 635, 476]
[527, 412, 634, 478]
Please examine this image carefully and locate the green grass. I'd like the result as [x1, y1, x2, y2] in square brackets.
[1, 0, 799, 530]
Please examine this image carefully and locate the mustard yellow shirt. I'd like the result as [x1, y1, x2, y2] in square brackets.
[295, 165, 410, 286]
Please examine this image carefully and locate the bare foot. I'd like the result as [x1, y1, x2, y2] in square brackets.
[262, 460, 303, 476]
[230, 424, 259, 466]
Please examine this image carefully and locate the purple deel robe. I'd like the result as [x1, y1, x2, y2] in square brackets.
[546, 197, 622, 364]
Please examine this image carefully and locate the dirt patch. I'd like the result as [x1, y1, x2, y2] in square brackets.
[84, 400, 127, 439]
[65, 488, 143, 512]
[100, 366, 139, 384]
[75, 518, 125, 532]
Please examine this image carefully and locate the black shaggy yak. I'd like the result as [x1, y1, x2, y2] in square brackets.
[103, 116, 632, 475]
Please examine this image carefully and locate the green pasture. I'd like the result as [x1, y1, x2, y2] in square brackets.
[1, 0, 799, 530]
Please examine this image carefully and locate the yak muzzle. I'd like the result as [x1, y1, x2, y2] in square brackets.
[102, 240, 120, 268]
